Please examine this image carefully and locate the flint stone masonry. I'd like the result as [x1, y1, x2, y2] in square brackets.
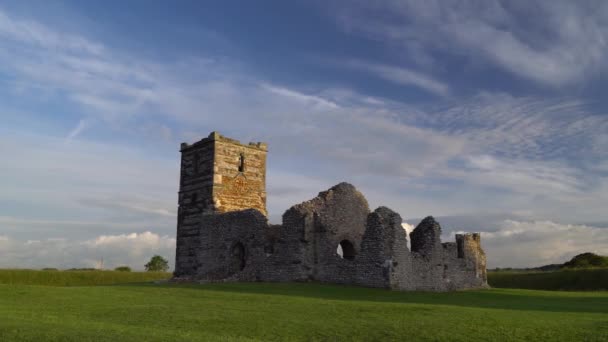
[174, 132, 488, 291]
[178, 131, 267, 217]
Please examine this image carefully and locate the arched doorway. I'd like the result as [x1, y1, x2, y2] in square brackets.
[231, 242, 246, 271]
[336, 240, 356, 261]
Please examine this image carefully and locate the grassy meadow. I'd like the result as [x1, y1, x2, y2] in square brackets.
[0, 270, 607, 341]
[0, 269, 171, 286]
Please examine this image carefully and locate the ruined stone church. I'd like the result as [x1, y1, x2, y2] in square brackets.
[173, 132, 488, 291]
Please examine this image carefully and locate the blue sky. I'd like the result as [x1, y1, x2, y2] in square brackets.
[1, 1, 607, 269]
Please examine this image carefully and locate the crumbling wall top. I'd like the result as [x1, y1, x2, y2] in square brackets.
[180, 131, 268, 152]
[363, 206, 407, 256]
[288, 182, 367, 212]
[410, 216, 442, 258]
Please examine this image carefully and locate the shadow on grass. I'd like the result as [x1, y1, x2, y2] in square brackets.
[126, 281, 608, 315]
[488, 268, 608, 291]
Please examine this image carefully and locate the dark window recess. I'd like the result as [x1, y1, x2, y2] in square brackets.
[238, 154, 245, 172]
[457, 239, 465, 258]
[191, 192, 198, 205]
[193, 153, 200, 174]
[264, 243, 275, 255]
[232, 242, 246, 271]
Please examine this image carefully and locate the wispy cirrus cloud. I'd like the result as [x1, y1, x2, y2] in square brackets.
[461, 155, 583, 195]
[335, 0, 608, 86]
[414, 93, 608, 166]
[342, 60, 449, 96]
[0, 9, 104, 54]
[260, 83, 340, 109]
[65, 119, 88, 141]
[0, 6, 466, 236]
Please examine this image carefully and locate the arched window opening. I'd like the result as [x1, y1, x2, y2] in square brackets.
[231, 242, 246, 271]
[457, 238, 464, 259]
[238, 153, 245, 172]
[336, 240, 356, 261]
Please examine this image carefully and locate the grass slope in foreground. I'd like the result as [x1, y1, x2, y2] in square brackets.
[0, 280, 607, 342]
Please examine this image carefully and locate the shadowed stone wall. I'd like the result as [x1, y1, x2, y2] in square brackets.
[354, 207, 412, 289]
[281, 183, 370, 284]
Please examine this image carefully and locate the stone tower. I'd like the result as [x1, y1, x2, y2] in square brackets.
[175, 132, 267, 275]
[177, 131, 268, 217]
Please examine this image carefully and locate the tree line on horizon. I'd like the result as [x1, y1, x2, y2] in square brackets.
[490, 252, 608, 272]
[37, 255, 170, 273]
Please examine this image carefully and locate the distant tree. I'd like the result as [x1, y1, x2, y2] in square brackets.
[114, 266, 132, 272]
[67, 268, 97, 271]
[563, 253, 608, 269]
[42, 268, 58, 271]
[145, 255, 169, 272]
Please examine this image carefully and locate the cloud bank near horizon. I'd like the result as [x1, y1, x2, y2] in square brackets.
[0, 232, 175, 271]
[1, 217, 606, 270]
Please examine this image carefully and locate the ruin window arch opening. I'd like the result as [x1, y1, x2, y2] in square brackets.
[457, 239, 464, 259]
[336, 240, 356, 260]
[238, 153, 245, 172]
[231, 242, 246, 271]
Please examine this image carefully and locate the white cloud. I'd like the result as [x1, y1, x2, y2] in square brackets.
[65, 119, 88, 141]
[424, 93, 607, 161]
[0, 131, 177, 241]
[461, 155, 583, 196]
[478, 220, 608, 268]
[260, 83, 340, 109]
[402, 222, 414, 249]
[401, 223, 414, 235]
[0, 232, 175, 270]
[78, 196, 176, 218]
[0, 9, 104, 54]
[0, 216, 153, 230]
[344, 60, 449, 96]
[336, 0, 608, 86]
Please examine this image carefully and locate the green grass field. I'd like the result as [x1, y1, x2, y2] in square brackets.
[0, 270, 607, 341]
[0, 269, 171, 286]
